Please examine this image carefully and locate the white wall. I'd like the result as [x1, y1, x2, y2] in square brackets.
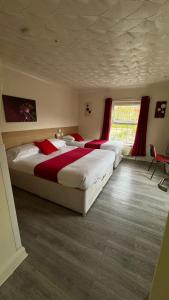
[0, 61, 27, 286]
[79, 84, 169, 153]
[1, 65, 79, 132]
[149, 213, 169, 300]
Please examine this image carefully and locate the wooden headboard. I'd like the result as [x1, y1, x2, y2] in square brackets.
[2, 126, 78, 149]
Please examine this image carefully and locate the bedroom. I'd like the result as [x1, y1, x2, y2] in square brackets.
[0, 1, 169, 300]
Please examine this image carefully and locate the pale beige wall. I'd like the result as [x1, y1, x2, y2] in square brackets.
[78, 84, 169, 153]
[0, 133, 2, 144]
[0, 141, 27, 286]
[0, 61, 15, 273]
[0, 163, 16, 266]
[149, 213, 169, 300]
[1, 65, 79, 132]
[0, 62, 26, 286]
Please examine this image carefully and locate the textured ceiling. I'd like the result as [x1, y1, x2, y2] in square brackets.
[0, 0, 169, 88]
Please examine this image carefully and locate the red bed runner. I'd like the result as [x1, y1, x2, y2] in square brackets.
[34, 148, 94, 182]
[84, 139, 107, 149]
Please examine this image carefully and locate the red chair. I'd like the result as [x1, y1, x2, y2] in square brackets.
[148, 144, 169, 179]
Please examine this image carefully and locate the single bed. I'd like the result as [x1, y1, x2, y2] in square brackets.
[7, 142, 115, 215]
[63, 137, 124, 168]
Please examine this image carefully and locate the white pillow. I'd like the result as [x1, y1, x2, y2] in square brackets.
[7, 143, 39, 162]
[48, 138, 66, 148]
[62, 135, 75, 141]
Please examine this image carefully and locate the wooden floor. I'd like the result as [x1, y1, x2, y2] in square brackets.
[0, 160, 169, 300]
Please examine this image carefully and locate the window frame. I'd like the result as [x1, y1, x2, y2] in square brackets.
[111, 100, 140, 146]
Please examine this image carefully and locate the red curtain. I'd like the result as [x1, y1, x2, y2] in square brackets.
[101, 98, 112, 140]
[131, 96, 150, 156]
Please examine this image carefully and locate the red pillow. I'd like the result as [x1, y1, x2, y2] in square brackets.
[71, 133, 84, 141]
[34, 139, 58, 155]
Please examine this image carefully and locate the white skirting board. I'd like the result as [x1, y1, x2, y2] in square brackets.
[0, 246, 27, 287]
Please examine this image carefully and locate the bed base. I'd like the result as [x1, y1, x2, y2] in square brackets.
[114, 153, 123, 168]
[10, 168, 113, 215]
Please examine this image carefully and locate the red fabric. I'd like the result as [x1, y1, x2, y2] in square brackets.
[34, 140, 58, 155]
[34, 148, 94, 182]
[85, 139, 107, 149]
[131, 96, 150, 156]
[156, 154, 169, 163]
[101, 98, 112, 140]
[71, 133, 84, 141]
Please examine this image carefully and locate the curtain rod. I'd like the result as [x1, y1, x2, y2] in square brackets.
[113, 99, 140, 102]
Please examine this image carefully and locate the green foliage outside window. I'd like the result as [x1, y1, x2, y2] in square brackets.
[111, 104, 140, 145]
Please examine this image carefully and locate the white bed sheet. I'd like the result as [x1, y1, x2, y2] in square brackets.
[8, 146, 115, 190]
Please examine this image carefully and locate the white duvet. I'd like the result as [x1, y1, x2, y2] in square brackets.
[8, 146, 115, 190]
[65, 140, 124, 153]
[65, 140, 124, 168]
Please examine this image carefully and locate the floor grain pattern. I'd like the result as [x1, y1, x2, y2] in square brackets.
[0, 160, 169, 300]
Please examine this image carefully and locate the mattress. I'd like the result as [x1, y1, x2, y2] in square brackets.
[8, 146, 115, 190]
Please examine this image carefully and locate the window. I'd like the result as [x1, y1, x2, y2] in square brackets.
[111, 102, 140, 145]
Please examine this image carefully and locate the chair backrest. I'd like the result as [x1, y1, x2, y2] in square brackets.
[150, 144, 157, 158]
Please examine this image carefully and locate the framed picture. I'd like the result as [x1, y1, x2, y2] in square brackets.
[155, 101, 167, 118]
[2, 95, 37, 122]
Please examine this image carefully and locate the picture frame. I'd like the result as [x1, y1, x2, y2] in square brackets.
[2, 95, 37, 122]
[155, 101, 167, 118]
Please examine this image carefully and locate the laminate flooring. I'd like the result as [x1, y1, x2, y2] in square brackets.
[1, 160, 169, 300]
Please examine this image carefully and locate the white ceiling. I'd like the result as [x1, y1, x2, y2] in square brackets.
[0, 0, 169, 88]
